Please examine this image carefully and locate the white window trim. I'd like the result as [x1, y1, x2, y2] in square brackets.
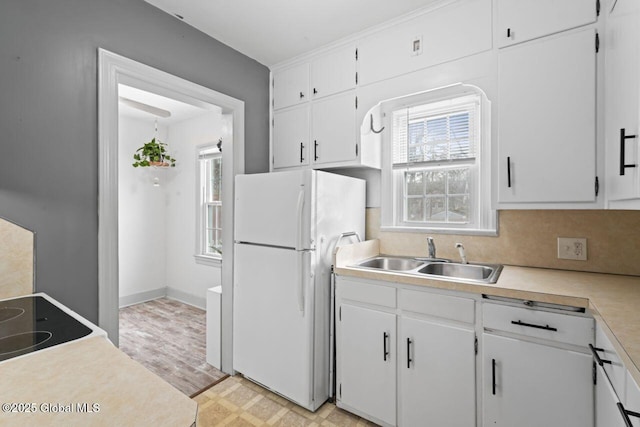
[195, 143, 223, 264]
[380, 83, 497, 236]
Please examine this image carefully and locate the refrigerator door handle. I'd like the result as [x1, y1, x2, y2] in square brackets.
[295, 189, 305, 251]
[297, 251, 306, 315]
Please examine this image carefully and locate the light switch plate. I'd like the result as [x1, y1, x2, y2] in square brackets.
[557, 237, 587, 261]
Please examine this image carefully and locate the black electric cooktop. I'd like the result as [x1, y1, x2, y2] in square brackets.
[0, 296, 92, 362]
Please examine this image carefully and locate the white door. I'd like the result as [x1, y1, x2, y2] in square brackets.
[235, 170, 313, 249]
[311, 91, 357, 166]
[399, 317, 476, 427]
[483, 333, 594, 427]
[337, 303, 396, 426]
[497, 28, 597, 204]
[273, 105, 309, 170]
[233, 243, 314, 408]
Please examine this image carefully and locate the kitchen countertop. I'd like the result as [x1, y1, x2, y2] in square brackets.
[0, 336, 197, 426]
[335, 239, 640, 385]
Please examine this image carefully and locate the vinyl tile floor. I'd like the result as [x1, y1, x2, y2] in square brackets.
[119, 297, 227, 397]
[194, 376, 377, 426]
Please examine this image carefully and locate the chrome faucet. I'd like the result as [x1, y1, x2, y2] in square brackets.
[455, 243, 468, 264]
[427, 237, 436, 259]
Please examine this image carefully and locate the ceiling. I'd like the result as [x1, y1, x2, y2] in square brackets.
[144, 0, 442, 66]
[118, 84, 218, 125]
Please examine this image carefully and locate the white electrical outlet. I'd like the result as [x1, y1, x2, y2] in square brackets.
[557, 237, 588, 261]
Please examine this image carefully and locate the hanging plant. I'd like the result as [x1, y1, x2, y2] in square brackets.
[132, 138, 176, 168]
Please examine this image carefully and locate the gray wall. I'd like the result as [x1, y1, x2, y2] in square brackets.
[0, 0, 270, 321]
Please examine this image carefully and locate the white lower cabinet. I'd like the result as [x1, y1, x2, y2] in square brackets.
[338, 303, 396, 426]
[596, 365, 626, 427]
[483, 333, 594, 427]
[399, 317, 476, 427]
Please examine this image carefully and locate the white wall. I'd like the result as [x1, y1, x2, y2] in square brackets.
[165, 111, 230, 307]
[118, 116, 169, 300]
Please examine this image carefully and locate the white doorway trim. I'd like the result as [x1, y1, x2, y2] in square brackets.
[98, 48, 243, 373]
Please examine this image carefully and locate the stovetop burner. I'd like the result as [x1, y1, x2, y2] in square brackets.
[0, 296, 92, 362]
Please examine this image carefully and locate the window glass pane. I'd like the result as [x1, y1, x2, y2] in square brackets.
[207, 205, 214, 228]
[406, 198, 424, 222]
[406, 172, 424, 196]
[447, 195, 469, 222]
[425, 170, 446, 195]
[425, 116, 448, 143]
[215, 205, 222, 229]
[447, 169, 470, 194]
[425, 197, 446, 222]
[211, 158, 222, 202]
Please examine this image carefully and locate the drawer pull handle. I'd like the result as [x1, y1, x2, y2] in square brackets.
[511, 320, 557, 332]
[620, 128, 637, 176]
[383, 332, 389, 361]
[492, 358, 497, 395]
[589, 344, 612, 366]
[617, 402, 640, 427]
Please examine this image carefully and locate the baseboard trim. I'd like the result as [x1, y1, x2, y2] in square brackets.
[166, 287, 206, 310]
[119, 287, 167, 308]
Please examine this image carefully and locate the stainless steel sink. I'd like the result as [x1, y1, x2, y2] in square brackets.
[356, 256, 424, 271]
[351, 255, 503, 284]
[417, 262, 502, 283]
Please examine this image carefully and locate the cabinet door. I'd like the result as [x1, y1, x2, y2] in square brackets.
[272, 106, 309, 170]
[337, 304, 396, 426]
[625, 371, 640, 427]
[311, 91, 357, 166]
[605, 0, 640, 201]
[483, 333, 593, 427]
[273, 62, 309, 110]
[399, 317, 476, 427]
[596, 366, 627, 427]
[310, 45, 356, 100]
[496, 0, 597, 48]
[497, 28, 597, 204]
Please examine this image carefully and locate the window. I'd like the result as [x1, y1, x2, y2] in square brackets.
[197, 144, 222, 261]
[381, 84, 496, 234]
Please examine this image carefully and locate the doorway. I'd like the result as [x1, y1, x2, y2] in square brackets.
[98, 49, 243, 374]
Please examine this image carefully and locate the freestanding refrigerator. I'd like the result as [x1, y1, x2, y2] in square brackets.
[233, 169, 365, 411]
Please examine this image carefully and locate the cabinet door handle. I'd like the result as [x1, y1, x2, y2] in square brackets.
[300, 142, 305, 163]
[383, 332, 389, 361]
[617, 402, 640, 427]
[407, 338, 413, 369]
[314, 140, 319, 161]
[620, 128, 638, 175]
[299, 91, 305, 99]
[313, 88, 318, 95]
[492, 358, 497, 395]
[511, 320, 557, 332]
[588, 344, 612, 366]
[507, 157, 512, 187]
[507, 28, 511, 38]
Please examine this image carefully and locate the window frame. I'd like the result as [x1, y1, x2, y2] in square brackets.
[380, 84, 497, 235]
[195, 143, 223, 266]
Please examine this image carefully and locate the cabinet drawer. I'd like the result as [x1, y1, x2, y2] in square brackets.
[337, 278, 396, 308]
[596, 322, 628, 400]
[399, 289, 475, 324]
[483, 303, 593, 347]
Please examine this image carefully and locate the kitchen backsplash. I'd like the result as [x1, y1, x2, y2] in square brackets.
[366, 209, 640, 277]
[0, 217, 34, 299]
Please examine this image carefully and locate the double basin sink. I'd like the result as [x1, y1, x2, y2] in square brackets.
[351, 256, 503, 284]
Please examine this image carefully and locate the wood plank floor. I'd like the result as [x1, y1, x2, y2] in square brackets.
[119, 297, 227, 397]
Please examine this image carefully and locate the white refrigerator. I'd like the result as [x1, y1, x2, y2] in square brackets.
[233, 169, 365, 411]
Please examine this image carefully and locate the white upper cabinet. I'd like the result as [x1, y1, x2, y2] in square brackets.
[358, 0, 491, 87]
[605, 0, 640, 204]
[310, 45, 356, 100]
[497, 28, 597, 205]
[496, 0, 598, 48]
[272, 105, 309, 169]
[311, 92, 358, 166]
[273, 62, 309, 110]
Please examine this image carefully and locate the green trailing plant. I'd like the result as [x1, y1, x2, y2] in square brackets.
[132, 138, 176, 167]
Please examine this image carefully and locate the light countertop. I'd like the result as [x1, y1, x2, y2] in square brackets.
[0, 336, 197, 426]
[335, 239, 640, 385]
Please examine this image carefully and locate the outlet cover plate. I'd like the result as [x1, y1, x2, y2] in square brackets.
[557, 237, 587, 261]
